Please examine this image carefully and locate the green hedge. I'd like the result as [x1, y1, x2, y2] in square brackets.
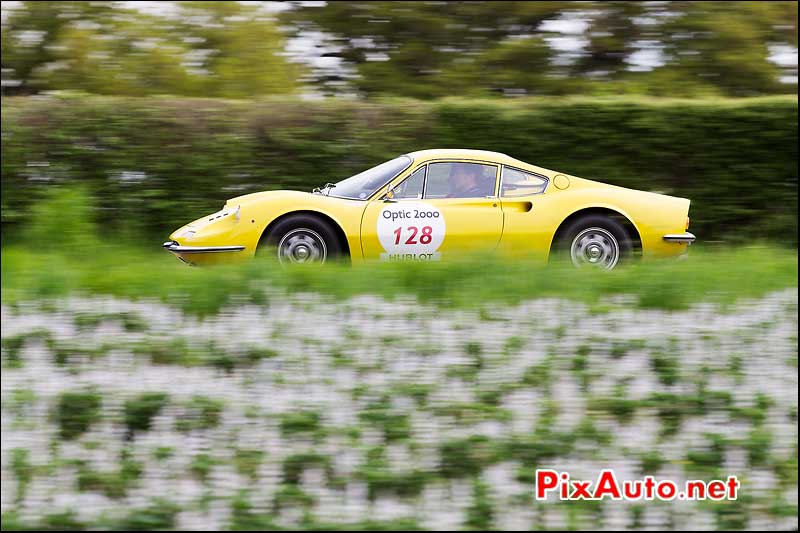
[1, 94, 796, 243]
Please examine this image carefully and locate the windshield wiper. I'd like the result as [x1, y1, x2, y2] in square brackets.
[312, 182, 337, 195]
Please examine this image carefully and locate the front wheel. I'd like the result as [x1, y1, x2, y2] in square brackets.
[260, 214, 342, 265]
[557, 215, 633, 271]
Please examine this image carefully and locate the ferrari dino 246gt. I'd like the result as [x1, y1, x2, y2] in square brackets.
[163, 149, 695, 270]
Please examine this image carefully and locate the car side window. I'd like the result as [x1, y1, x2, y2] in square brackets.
[501, 167, 548, 197]
[424, 162, 498, 199]
[392, 166, 425, 199]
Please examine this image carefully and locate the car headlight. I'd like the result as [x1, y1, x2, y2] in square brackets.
[180, 230, 196, 239]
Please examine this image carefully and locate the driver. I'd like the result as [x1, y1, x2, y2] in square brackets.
[447, 163, 493, 198]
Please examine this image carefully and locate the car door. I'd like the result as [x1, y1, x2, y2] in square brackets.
[360, 160, 503, 261]
[494, 165, 552, 260]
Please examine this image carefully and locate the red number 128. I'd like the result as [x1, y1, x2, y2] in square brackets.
[394, 226, 433, 245]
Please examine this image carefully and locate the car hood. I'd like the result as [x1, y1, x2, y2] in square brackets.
[225, 190, 314, 207]
[225, 189, 368, 206]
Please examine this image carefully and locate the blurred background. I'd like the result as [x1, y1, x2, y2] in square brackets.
[1, 1, 798, 531]
[1, 0, 797, 243]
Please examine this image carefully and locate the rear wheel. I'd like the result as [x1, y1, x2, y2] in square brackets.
[260, 214, 342, 265]
[557, 215, 633, 270]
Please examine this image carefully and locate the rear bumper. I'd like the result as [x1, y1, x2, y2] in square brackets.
[662, 232, 696, 244]
[162, 241, 245, 254]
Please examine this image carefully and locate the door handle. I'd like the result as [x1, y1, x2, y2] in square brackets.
[503, 201, 533, 213]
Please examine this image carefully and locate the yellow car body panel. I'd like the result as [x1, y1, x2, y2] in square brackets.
[166, 190, 366, 265]
[164, 149, 693, 265]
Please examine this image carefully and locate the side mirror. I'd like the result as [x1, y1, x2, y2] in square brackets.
[383, 186, 397, 202]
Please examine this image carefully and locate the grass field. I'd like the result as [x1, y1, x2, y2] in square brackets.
[1, 273, 797, 530]
[2, 244, 797, 316]
[1, 195, 798, 530]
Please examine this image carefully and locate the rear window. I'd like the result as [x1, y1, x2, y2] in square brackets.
[501, 167, 548, 197]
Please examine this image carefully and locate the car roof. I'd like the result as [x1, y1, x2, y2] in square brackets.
[405, 149, 553, 175]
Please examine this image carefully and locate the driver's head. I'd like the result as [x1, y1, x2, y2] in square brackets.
[449, 163, 482, 193]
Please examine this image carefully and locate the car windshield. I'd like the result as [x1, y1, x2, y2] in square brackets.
[325, 156, 412, 200]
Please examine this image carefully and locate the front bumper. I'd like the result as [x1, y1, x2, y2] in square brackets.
[162, 241, 245, 254]
[662, 232, 696, 244]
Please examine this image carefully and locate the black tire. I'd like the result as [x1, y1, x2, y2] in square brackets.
[259, 214, 342, 265]
[556, 214, 633, 270]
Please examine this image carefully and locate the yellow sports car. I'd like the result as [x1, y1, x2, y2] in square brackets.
[163, 149, 695, 270]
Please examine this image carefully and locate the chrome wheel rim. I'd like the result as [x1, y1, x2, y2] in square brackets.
[570, 227, 619, 270]
[277, 228, 327, 265]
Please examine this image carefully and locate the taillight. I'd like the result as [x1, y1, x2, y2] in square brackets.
[686, 216, 690, 231]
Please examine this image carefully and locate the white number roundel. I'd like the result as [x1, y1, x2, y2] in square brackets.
[377, 203, 446, 261]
